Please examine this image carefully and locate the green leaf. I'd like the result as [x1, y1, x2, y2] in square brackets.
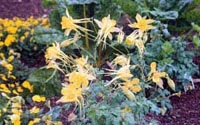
[149, 9, 178, 20]
[33, 26, 67, 45]
[28, 68, 61, 97]
[193, 35, 200, 49]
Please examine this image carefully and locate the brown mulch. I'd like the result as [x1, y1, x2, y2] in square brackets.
[148, 83, 200, 125]
[1, 0, 200, 125]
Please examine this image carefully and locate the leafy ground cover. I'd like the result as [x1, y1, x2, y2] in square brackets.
[0, 0, 200, 125]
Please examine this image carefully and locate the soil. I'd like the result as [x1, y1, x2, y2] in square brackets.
[1, 0, 200, 125]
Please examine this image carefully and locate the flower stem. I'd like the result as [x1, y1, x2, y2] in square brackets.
[83, 4, 89, 49]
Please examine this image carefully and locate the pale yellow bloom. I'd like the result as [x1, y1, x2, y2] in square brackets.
[122, 78, 142, 93]
[61, 9, 91, 36]
[148, 62, 175, 90]
[112, 55, 130, 66]
[105, 65, 133, 86]
[57, 84, 83, 104]
[94, 15, 120, 48]
[60, 33, 80, 47]
[129, 14, 155, 33]
[69, 71, 89, 88]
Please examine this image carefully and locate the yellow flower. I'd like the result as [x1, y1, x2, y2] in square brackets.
[32, 95, 46, 102]
[61, 9, 90, 36]
[122, 78, 142, 93]
[129, 14, 155, 33]
[105, 65, 133, 86]
[10, 114, 21, 125]
[17, 86, 23, 93]
[60, 33, 80, 47]
[7, 56, 14, 62]
[13, 90, 19, 95]
[45, 42, 72, 73]
[148, 62, 175, 90]
[68, 71, 89, 88]
[94, 15, 120, 48]
[4, 34, 16, 46]
[6, 26, 18, 34]
[0, 84, 11, 93]
[22, 81, 33, 92]
[112, 55, 130, 66]
[75, 56, 88, 67]
[125, 30, 140, 46]
[28, 118, 40, 125]
[57, 84, 83, 104]
[6, 64, 13, 71]
[30, 106, 40, 114]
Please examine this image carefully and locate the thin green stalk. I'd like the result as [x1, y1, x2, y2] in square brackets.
[83, 4, 89, 49]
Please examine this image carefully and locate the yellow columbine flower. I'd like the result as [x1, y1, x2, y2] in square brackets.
[112, 55, 130, 66]
[10, 114, 21, 125]
[57, 84, 83, 104]
[30, 106, 40, 114]
[32, 95, 46, 102]
[129, 14, 155, 33]
[148, 62, 175, 90]
[122, 78, 142, 93]
[125, 30, 140, 46]
[105, 65, 133, 86]
[94, 15, 120, 48]
[61, 9, 91, 36]
[68, 71, 89, 88]
[60, 33, 80, 47]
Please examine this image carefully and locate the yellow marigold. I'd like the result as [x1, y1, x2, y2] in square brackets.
[129, 14, 155, 33]
[4, 34, 16, 46]
[17, 86, 23, 93]
[13, 90, 19, 95]
[32, 95, 46, 102]
[7, 56, 14, 62]
[22, 81, 33, 93]
[30, 106, 40, 114]
[5, 63, 14, 71]
[28, 118, 40, 125]
[0, 84, 11, 93]
[6, 26, 18, 34]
